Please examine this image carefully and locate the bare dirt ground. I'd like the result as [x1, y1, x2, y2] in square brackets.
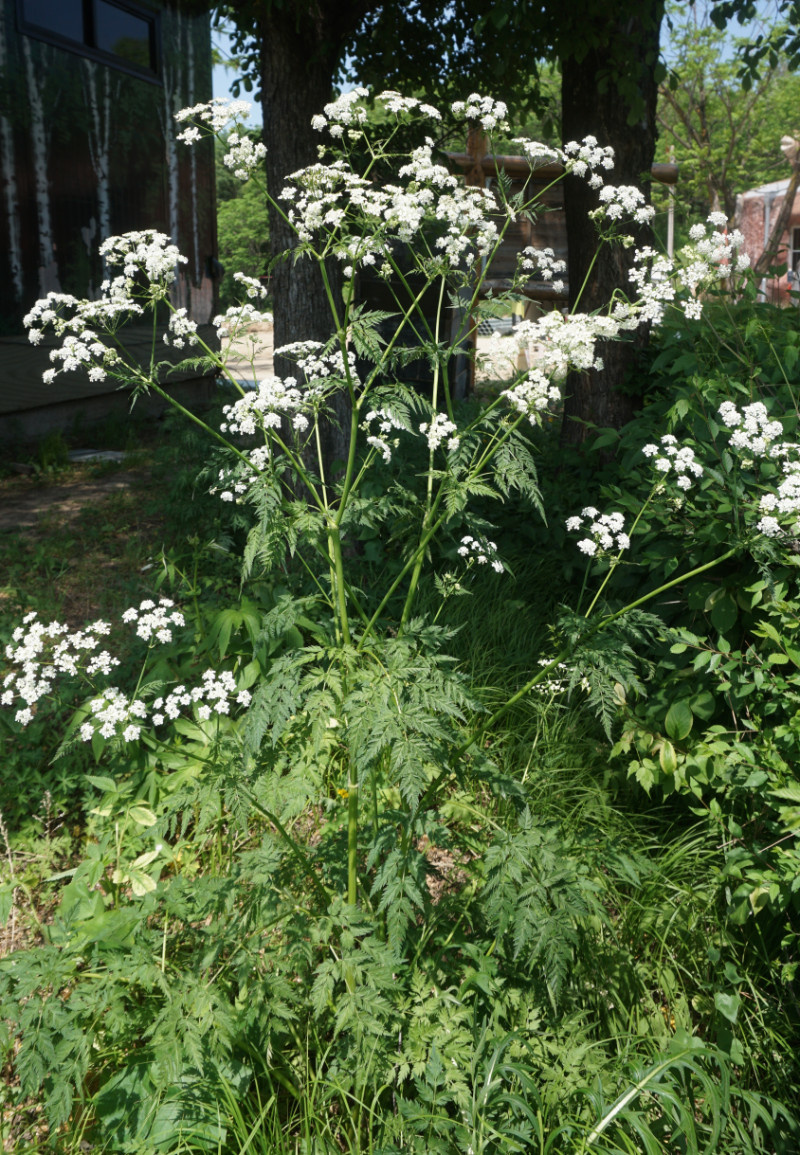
[0, 469, 149, 533]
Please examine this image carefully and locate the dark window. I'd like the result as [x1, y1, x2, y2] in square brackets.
[19, 0, 159, 78]
[95, 1, 152, 70]
[21, 0, 84, 42]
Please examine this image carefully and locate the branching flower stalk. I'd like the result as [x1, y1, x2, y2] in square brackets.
[8, 89, 765, 932]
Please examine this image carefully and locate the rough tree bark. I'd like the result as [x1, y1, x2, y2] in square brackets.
[560, 0, 665, 446]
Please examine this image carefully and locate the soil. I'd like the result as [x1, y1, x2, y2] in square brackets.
[0, 468, 149, 533]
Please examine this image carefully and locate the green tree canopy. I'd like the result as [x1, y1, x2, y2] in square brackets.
[654, 2, 800, 232]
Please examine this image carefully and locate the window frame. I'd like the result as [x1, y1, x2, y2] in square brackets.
[17, 0, 162, 83]
[791, 226, 800, 277]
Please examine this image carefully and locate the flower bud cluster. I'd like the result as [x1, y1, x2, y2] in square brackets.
[458, 535, 504, 573]
[642, 434, 704, 490]
[565, 509, 630, 556]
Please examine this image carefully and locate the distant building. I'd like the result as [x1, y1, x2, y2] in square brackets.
[0, 0, 218, 437]
[736, 178, 800, 305]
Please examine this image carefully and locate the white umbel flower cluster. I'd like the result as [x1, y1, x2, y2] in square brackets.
[80, 671, 253, 743]
[120, 599, 185, 643]
[457, 535, 504, 573]
[642, 434, 704, 490]
[311, 87, 369, 137]
[563, 136, 615, 187]
[517, 312, 623, 380]
[220, 345, 356, 440]
[502, 368, 561, 422]
[2, 613, 117, 725]
[1, 600, 253, 742]
[451, 94, 509, 132]
[565, 508, 630, 556]
[592, 184, 655, 225]
[213, 303, 273, 340]
[2, 598, 182, 726]
[164, 307, 199, 349]
[420, 413, 460, 452]
[25, 230, 189, 385]
[375, 91, 441, 120]
[175, 97, 254, 135]
[220, 374, 313, 436]
[519, 246, 567, 288]
[232, 271, 270, 301]
[222, 131, 267, 181]
[363, 406, 406, 463]
[757, 463, 800, 537]
[100, 230, 186, 287]
[718, 401, 784, 458]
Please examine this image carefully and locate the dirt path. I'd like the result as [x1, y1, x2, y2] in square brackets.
[0, 469, 148, 532]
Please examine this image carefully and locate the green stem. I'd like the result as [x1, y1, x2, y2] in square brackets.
[582, 491, 655, 619]
[347, 774, 359, 907]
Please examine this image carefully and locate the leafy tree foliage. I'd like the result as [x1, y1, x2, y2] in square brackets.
[655, 2, 800, 230]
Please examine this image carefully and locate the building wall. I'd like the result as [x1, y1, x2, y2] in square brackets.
[736, 185, 800, 306]
[0, 0, 217, 421]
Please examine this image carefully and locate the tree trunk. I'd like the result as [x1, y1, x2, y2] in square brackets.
[258, 4, 377, 481]
[560, 0, 664, 446]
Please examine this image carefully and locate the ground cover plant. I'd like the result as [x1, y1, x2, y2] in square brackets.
[2, 90, 800, 1153]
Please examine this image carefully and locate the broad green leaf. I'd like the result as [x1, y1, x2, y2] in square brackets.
[87, 774, 117, 793]
[715, 991, 741, 1023]
[127, 869, 157, 897]
[660, 740, 678, 776]
[690, 690, 715, 721]
[128, 805, 157, 827]
[665, 700, 693, 741]
[710, 592, 738, 635]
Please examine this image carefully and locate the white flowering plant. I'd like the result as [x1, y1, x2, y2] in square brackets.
[8, 87, 771, 933]
[7, 89, 799, 1147]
